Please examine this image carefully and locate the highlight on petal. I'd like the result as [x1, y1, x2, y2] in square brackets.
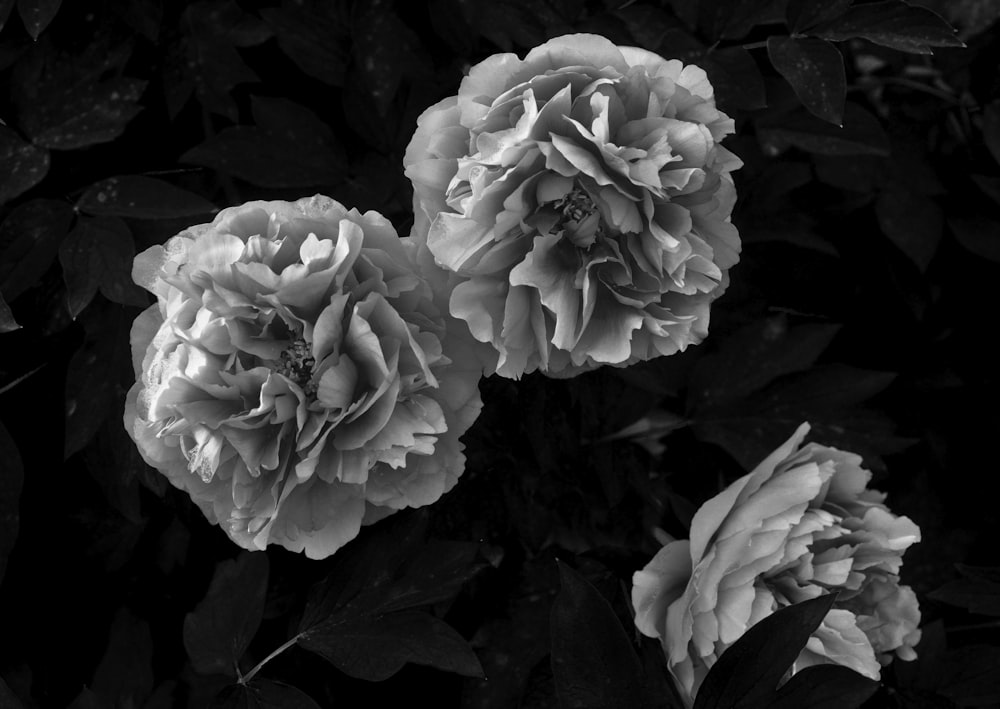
[631, 424, 922, 706]
[124, 195, 484, 559]
[403, 33, 742, 379]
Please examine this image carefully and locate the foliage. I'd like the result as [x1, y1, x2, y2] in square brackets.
[1, 1, 998, 708]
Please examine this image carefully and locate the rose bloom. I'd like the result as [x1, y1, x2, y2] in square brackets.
[632, 423, 921, 706]
[124, 196, 483, 559]
[404, 33, 741, 378]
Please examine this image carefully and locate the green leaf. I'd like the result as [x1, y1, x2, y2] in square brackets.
[183, 552, 270, 677]
[298, 610, 484, 681]
[758, 103, 889, 157]
[813, 0, 964, 54]
[58, 216, 146, 318]
[78, 176, 216, 220]
[16, 0, 60, 38]
[785, 0, 852, 33]
[0, 198, 73, 301]
[875, 186, 943, 271]
[692, 594, 838, 709]
[0, 421, 23, 587]
[182, 97, 346, 188]
[550, 563, 644, 709]
[767, 37, 846, 125]
[767, 665, 879, 709]
[0, 125, 49, 204]
[210, 680, 322, 709]
[0, 292, 18, 333]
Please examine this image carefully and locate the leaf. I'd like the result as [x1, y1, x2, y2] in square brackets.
[702, 46, 766, 112]
[786, 0, 852, 33]
[66, 688, 110, 709]
[0, 292, 18, 333]
[13, 41, 146, 150]
[63, 302, 132, 457]
[930, 566, 1000, 616]
[692, 594, 838, 709]
[183, 552, 270, 677]
[758, 103, 889, 157]
[767, 37, 846, 125]
[767, 665, 879, 709]
[688, 317, 841, 411]
[78, 176, 216, 220]
[210, 680, 322, 709]
[813, 0, 964, 54]
[16, 0, 60, 38]
[0, 421, 23, 587]
[950, 217, 1000, 263]
[0, 0, 14, 31]
[182, 97, 346, 188]
[0, 198, 73, 302]
[117, 0, 162, 41]
[0, 677, 26, 709]
[875, 186, 943, 271]
[0, 125, 49, 204]
[298, 609, 484, 681]
[937, 645, 1000, 706]
[58, 216, 147, 318]
[549, 563, 644, 709]
[984, 102, 1000, 166]
[91, 609, 155, 709]
[352, 4, 432, 115]
[260, 2, 349, 86]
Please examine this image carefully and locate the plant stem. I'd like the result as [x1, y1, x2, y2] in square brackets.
[238, 633, 303, 685]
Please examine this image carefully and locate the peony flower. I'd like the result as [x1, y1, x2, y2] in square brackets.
[632, 423, 921, 706]
[124, 196, 483, 559]
[404, 33, 742, 379]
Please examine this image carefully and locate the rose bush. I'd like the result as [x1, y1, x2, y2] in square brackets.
[632, 423, 921, 706]
[124, 196, 483, 559]
[404, 33, 742, 378]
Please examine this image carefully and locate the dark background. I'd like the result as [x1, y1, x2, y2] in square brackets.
[1, 1, 999, 708]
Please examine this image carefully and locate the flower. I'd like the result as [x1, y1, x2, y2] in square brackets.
[404, 33, 742, 379]
[124, 196, 483, 559]
[632, 423, 921, 706]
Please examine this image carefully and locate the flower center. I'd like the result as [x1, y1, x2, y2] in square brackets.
[274, 338, 317, 396]
[553, 187, 602, 248]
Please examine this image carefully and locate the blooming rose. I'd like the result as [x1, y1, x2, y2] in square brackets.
[124, 196, 483, 559]
[404, 33, 741, 378]
[632, 423, 921, 706]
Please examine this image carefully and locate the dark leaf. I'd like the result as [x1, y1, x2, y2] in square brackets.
[767, 37, 845, 125]
[184, 552, 270, 677]
[875, 186, 943, 271]
[63, 303, 132, 457]
[78, 176, 216, 220]
[353, 4, 432, 116]
[702, 46, 766, 112]
[58, 216, 146, 318]
[813, 1, 964, 54]
[183, 97, 346, 188]
[550, 563, 644, 709]
[0, 677, 26, 709]
[0, 0, 14, 31]
[210, 680, 322, 709]
[950, 217, 1000, 263]
[66, 688, 110, 709]
[13, 42, 146, 150]
[786, 0, 852, 33]
[984, 102, 1000, 166]
[688, 317, 841, 411]
[375, 540, 485, 615]
[0, 198, 73, 301]
[91, 609, 154, 709]
[758, 103, 889, 157]
[938, 645, 1000, 706]
[0, 292, 18, 333]
[117, 0, 162, 41]
[16, 0, 60, 39]
[298, 609, 484, 681]
[260, 3, 349, 86]
[692, 594, 837, 709]
[0, 125, 49, 204]
[0, 422, 23, 587]
[930, 566, 1000, 616]
[972, 175, 1000, 206]
[698, 0, 784, 41]
[768, 665, 879, 709]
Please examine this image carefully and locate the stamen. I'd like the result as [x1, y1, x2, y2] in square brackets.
[274, 338, 317, 396]
[553, 187, 603, 248]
